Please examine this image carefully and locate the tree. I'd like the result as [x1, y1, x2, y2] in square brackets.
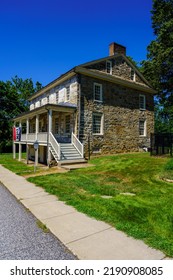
[11, 76, 43, 110]
[141, 0, 173, 132]
[0, 77, 43, 152]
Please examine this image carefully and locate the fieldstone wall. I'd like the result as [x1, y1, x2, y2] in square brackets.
[85, 57, 146, 85]
[79, 75, 154, 157]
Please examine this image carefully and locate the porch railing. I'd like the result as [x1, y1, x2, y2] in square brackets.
[26, 133, 35, 142]
[37, 132, 47, 143]
[20, 133, 47, 143]
[71, 132, 84, 157]
[49, 132, 61, 160]
[21, 134, 27, 141]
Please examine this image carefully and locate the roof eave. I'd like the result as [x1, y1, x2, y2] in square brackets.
[13, 104, 77, 122]
[75, 67, 157, 94]
[28, 69, 76, 101]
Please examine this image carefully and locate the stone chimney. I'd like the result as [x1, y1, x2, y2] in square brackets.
[109, 42, 126, 56]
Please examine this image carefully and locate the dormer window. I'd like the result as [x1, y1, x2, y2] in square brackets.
[131, 69, 136, 81]
[106, 60, 112, 75]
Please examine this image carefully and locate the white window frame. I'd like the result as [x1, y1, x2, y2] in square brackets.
[65, 115, 71, 134]
[58, 88, 66, 103]
[139, 94, 146, 110]
[131, 69, 136, 81]
[55, 117, 59, 134]
[56, 91, 59, 104]
[93, 83, 103, 102]
[139, 120, 146, 137]
[65, 86, 70, 102]
[92, 113, 104, 135]
[106, 60, 112, 75]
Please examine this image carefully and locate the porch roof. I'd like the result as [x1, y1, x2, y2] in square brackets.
[13, 103, 77, 122]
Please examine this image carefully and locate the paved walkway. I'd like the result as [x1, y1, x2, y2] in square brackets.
[0, 164, 168, 260]
[0, 182, 76, 260]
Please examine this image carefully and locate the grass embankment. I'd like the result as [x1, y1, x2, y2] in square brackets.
[0, 152, 173, 257]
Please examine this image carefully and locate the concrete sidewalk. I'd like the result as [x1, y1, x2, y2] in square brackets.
[0, 164, 169, 260]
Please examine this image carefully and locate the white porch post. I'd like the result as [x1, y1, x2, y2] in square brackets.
[13, 142, 16, 159]
[18, 143, 22, 161]
[13, 122, 16, 159]
[26, 118, 29, 164]
[18, 121, 22, 161]
[35, 115, 39, 166]
[26, 144, 29, 164]
[49, 109, 52, 133]
[47, 109, 52, 166]
[35, 114, 39, 140]
[26, 118, 29, 140]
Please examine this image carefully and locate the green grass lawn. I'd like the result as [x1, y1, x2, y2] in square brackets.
[1, 152, 173, 257]
[0, 153, 46, 175]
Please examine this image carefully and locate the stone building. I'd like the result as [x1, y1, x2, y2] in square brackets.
[13, 42, 156, 165]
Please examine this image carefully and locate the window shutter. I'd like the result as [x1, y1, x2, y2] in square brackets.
[58, 88, 66, 103]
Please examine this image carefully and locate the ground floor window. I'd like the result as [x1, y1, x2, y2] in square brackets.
[92, 113, 103, 134]
[55, 118, 59, 134]
[139, 120, 146, 136]
[65, 115, 71, 134]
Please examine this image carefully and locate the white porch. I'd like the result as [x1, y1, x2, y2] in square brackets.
[13, 104, 85, 166]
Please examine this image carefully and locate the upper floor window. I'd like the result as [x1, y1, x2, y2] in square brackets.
[131, 69, 136, 81]
[56, 91, 59, 104]
[106, 60, 112, 74]
[139, 94, 146, 110]
[66, 86, 70, 102]
[47, 95, 49, 104]
[94, 83, 103, 102]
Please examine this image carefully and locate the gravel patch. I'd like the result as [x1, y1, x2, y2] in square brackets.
[0, 183, 76, 260]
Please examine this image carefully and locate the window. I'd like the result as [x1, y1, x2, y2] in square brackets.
[58, 88, 66, 103]
[106, 60, 112, 74]
[47, 95, 49, 104]
[93, 113, 103, 134]
[139, 94, 146, 110]
[131, 69, 136, 81]
[31, 123, 35, 133]
[55, 118, 59, 134]
[139, 120, 146, 136]
[94, 83, 102, 102]
[66, 86, 70, 102]
[65, 115, 70, 134]
[56, 91, 59, 104]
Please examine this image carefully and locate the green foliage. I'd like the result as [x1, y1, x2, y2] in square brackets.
[0, 76, 43, 152]
[126, 56, 141, 69]
[164, 158, 173, 171]
[141, 0, 173, 133]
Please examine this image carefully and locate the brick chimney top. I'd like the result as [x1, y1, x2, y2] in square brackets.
[109, 42, 126, 56]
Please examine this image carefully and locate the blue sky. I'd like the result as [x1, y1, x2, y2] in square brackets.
[0, 0, 154, 86]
